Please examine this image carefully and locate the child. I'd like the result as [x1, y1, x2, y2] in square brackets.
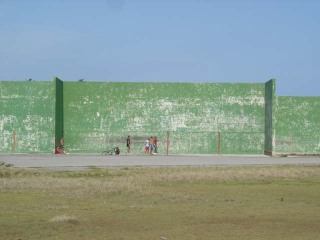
[145, 138, 150, 154]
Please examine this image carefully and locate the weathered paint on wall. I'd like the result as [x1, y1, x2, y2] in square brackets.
[274, 97, 320, 154]
[63, 82, 265, 154]
[1, 79, 319, 155]
[0, 81, 55, 153]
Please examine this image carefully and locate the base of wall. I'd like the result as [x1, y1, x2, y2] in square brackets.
[264, 150, 273, 156]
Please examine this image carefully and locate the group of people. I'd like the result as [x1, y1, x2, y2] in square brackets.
[56, 135, 159, 155]
[126, 135, 158, 155]
[145, 136, 158, 155]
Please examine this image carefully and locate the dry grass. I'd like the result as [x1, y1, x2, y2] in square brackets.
[50, 215, 79, 224]
[1, 165, 320, 239]
[1, 165, 319, 209]
[1, 165, 320, 196]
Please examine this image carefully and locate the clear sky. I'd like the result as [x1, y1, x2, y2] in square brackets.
[1, 0, 319, 96]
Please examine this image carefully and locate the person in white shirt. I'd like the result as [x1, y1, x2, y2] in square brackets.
[145, 139, 150, 154]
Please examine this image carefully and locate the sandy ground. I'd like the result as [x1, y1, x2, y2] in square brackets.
[1, 153, 320, 170]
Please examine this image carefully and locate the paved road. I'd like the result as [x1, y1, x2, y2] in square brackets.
[1, 154, 320, 170]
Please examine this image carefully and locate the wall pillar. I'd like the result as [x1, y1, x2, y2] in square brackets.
[54, 77, 64, 151]
[264, 79, 276, 156]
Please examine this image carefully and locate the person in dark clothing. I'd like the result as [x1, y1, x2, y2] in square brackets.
[115, 147, 120, 155]
[153, 136, 158, 154]
[126, 135, 131, 154]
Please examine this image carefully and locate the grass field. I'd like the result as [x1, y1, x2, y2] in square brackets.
[1, 164, 320, 240]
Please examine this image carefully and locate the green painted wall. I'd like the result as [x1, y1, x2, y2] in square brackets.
[63, 82, 265, 154]
[0, 81, 55, 153]
[274, 97, 320, 154]
[1, 79, 319, 155]
[264, 79, 276, 155]
[54, 77, 64, 146]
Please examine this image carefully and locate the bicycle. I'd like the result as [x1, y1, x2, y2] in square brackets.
[101, 147, 120, 155]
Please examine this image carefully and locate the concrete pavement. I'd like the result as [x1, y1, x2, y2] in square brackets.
[1, 154, 320, 170]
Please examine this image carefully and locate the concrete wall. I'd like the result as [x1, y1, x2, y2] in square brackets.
[274, 96, 320, 154]
[0, 81, 55, 153]
[63, 82, 265, 154]
[1, 78, 319, 155]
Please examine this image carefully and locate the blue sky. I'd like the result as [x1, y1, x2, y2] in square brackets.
[0, 0, 319, 96]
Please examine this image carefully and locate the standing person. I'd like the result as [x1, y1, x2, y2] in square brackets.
[149, 136, 154, 155]
[145, 138, 150, 155]
[153, 136, 158, 154]
[126, 135, 131, 154]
